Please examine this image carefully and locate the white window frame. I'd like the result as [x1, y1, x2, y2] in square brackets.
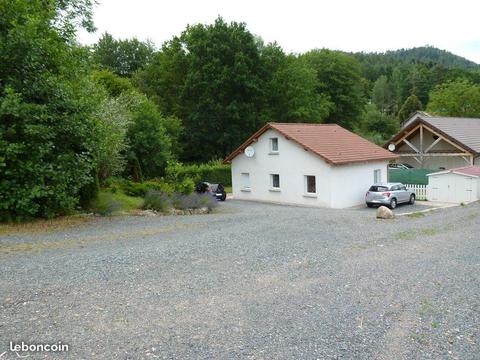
[270, 173, 280, 191]
[269, 137, 279, 154]
[304, 175, 317, 197]
[240, 172, 251, 192]
[374, 169, 382, 184]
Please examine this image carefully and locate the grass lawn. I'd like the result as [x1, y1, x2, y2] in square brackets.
[224, 186, 232, 193]
[110, 191, 144, 211]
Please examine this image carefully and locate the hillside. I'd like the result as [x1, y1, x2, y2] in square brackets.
[382, 46, 478, 69]
[353, 46, 479, 70]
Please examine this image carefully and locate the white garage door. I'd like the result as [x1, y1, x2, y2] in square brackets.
[429, 174, 474, 203]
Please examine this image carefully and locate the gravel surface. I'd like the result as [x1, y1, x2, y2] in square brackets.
[1, 200, 479, 359]
[355, 202, 435, 215]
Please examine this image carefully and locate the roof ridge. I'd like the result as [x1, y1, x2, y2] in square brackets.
[426, 116, 480, 120]
[450, 165, 480, 170]
[268, 122, 339, 126]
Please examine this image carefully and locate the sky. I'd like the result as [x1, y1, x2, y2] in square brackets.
[77, 0, 480, 64]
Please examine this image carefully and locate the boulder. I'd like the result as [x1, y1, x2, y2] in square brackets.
[376, 206, 394, 219]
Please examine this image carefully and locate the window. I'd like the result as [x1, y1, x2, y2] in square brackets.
[369, 185, 389, 192]
[270, 174, 280, 189]
[270, 138, 279, 153]
[241, 173, 250, 191]
[305, 175, 316, 194]
[373, 169, 382, 183]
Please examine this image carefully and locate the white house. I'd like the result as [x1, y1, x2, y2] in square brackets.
[224, 123, 398, 208]
[427, 166, 480, 203]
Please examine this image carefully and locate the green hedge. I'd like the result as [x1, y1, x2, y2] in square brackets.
[388, 168, 435, 185]
[167, 161, 232, 186]
[103, 177, 195, 197]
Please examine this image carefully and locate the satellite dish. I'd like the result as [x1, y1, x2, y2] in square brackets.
[388, 143, 396, 152]
[244, 146, 255, 157]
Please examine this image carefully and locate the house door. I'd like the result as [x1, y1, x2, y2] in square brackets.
[429, 176, 443, 201]
[451, 176, 473, 203]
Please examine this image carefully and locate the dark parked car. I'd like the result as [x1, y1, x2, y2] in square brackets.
[195, 182, 227, 201]
[388, 163, 414, 170]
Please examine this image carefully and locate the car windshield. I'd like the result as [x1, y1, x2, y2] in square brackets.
[369, 185, 389, 192]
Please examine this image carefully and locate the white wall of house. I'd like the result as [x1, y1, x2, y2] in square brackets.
[329, 161, 389, 208]
[427, 173, 479, 203]
[231, 129, 389, 208]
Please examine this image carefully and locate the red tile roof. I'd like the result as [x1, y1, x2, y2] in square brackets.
[428, 166, 480, 177]
[224, 122, 398, 165]
[449, 166, 480, 177]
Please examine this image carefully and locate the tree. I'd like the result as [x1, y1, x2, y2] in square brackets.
[408, 65, 431, 106]
[178, 17, 265, 161]
[120, 92, 173, 178]
[391, 66, 410, 108]
[302, 49, 365, 129]
[133, 37, 189, 116]
[94, 96, 131, 182]
[92, 69, 134, 97]
[398, 94, 423, 122]
[0, 0, 102, 221]
[259, 44, 332, 123]
[92, 70, 182, 178]
[355, 104, 399, 144]
[427, 80, 480, 117]
[92, 32, 155, 77]
[371, 75, 395, 114]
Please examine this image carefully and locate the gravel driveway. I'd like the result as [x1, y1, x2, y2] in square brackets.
[1, 200, 479, 359]
[355, 201, 436, 215]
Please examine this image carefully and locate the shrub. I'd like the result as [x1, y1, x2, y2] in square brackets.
[89, 192, 122, 216]
[175, 178, 195, 195]
[104, 178, 175, 197]
[143, 190, 171, 213]
[79, 171, 100, 209]
[172, 193, 218, 210]
[119, 181, 154, 197]
[166, 160, 231, 186]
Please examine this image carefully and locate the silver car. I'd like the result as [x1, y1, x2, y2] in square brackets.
[365, 182, 416, 209]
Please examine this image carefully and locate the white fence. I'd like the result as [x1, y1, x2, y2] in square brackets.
[405, 184, 427, 200]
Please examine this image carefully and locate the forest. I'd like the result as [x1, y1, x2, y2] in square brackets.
[2, 0, 480, 221]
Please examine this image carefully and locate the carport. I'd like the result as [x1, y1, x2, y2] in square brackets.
[427, 166, 480, 203]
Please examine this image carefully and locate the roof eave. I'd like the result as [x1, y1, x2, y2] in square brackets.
[427, 170, 479, 178]
[332, 155, 399, 166]
[223, 122, 274, 164]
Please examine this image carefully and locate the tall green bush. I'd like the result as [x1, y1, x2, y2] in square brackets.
[0, 0, 102, 221]
[120, 91, 174, 178]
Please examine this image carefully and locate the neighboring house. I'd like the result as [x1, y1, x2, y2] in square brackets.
[385, 112, 480, 169]
[224, 123, 398, 208]
[427, 166, 480, 203]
